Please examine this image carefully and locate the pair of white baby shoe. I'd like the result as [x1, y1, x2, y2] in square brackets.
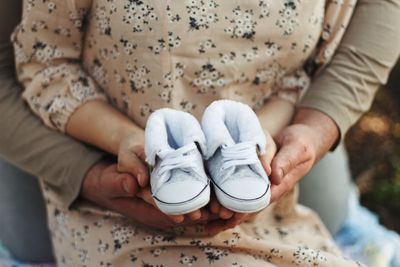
[145, 100, 271, 215]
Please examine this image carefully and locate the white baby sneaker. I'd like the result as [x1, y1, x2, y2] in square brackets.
[145, 108, 210, 215]
[202, 100, 271, 213]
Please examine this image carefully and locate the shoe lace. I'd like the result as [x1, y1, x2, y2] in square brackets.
[155, 143, 199, 191]
[220, 141, 259, 171]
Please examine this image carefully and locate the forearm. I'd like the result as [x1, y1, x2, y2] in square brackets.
[299, 0, 400, 139]
[292, 108, 339, 160]
[66, 100, 144, 155]
[256, 98, 295, 137]
[0, 70, 106, 208]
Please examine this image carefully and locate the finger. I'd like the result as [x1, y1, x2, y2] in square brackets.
[134, 146, 147, 165]
[100, 171, 139, 198]
[115, 197, 185, 224]
[259, 155, 272, 177]
[130, 145, 151, 187]
[209, 198, 221, 215]
[118, 153, 149, 187]
[136, 188, 185, 223]
[137, 188, 156, 207]
[187, 210, 202, 221]
[198, 209, 210, 222]
[270, 184, 287, 203]
[219, 207, 234, 220]
[185, 209, 216, 226]
[233, 212, 248, 222]
[204, 212, 251, 236]
[111, 198, 176, 229]
[168, 215, 185, 224]
[270, 140, 311, 185]
[259, 134, 277, 177]
[270, 168, 303, 203]
[223, 213, 249, 229]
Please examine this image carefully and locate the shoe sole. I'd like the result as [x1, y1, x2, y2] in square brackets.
[213, 183, 271, 213]
[154, 185, 210, 215]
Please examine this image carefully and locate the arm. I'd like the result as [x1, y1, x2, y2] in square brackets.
[5, 0, 217, 227]
[0, 59, 204, 227]
[13, 0, 148, 186]
[0, 0, 107, 208]
[12, 0, 107, 133]
[0, 68, 107, 208]
[66, 100, 149, 186]
[270, 0, 400, 201]
[298, 0, 400, 143]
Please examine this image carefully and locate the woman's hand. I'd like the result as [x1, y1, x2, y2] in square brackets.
[118, 132, 207, 222]
[117, 131, 149, 187]
[81, 160, 179, 229]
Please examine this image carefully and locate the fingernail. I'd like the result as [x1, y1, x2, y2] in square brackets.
[137, 174, 144, 186]
[122, 179, 132, 194]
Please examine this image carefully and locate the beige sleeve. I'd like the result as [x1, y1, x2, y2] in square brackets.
[0, 70, 106, 208]
[12, 0, 107, 132]
[298, 0, 400, 139]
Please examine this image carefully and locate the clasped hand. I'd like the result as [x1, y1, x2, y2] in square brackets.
[81, 108, 337, 235]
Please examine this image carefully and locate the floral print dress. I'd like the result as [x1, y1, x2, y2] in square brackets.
[13, 0, 363, 266]
[13, 0, 328, 131]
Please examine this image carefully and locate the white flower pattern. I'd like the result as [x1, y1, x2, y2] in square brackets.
[13, 0, 361, 265]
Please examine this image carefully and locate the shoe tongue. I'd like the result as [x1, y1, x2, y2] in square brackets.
[157, 143, 196, 160]
[169, 168, 192, 182]
[220, 164, 259, 185]
[157, 144, 199, 184]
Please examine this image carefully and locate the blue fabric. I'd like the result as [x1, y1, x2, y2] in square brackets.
[0, 241, 54, 267]
[0, 241, 11, 259]
[0, 159, 54, 263]
[335, 192, 400, 267]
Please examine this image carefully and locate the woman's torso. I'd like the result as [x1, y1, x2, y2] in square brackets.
[82, 0, 325, 127]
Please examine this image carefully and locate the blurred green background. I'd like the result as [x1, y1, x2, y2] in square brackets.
[346, 60, 400, 233]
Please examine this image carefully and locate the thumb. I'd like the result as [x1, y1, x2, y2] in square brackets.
[259, 134, 277, 178]
[137, 188, 185, 224]
[259, 131, 277, 181]
[100, 169, 139, 198]
[137, 188, 155, 206]
[118, 151, 150, 188]
[270, 137, 311, 184]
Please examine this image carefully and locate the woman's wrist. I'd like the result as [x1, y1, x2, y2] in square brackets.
[66, 100, 145, 155]
[111, 123, 144, 155]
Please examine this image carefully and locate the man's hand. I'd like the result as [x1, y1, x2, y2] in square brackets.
[80, 160, 213, 229]
[269, 108, 340, 202]
[81, 160, 177, 229]
[203, 129, 277, 234]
